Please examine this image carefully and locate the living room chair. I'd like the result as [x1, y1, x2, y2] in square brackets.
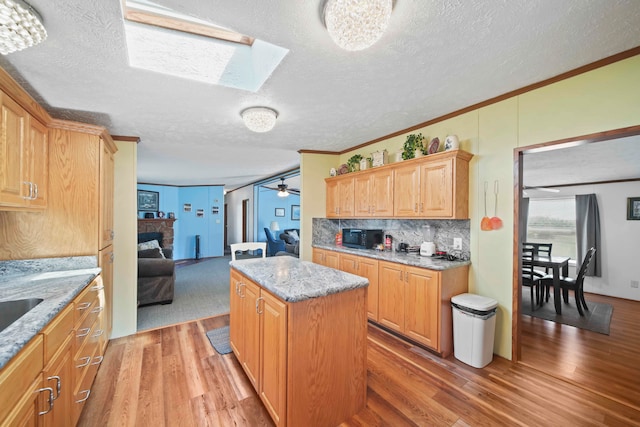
[539, 247, 596, 316]
[137, 232, 175, 306]
[264, 227, 286, 256]
[230, 242, 267, 261]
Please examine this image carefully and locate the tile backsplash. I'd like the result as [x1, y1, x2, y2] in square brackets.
[312, 218, 470, 255]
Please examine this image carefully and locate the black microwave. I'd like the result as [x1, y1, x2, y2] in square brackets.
[342, 228, 383, 249]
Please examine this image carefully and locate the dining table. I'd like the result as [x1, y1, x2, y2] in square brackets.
[531, 255, 571, 314]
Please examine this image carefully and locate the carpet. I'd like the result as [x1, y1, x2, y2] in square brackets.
[206, 326, 232, 355]
[137, 256, 238, 331]
[522, 290, 613, 335]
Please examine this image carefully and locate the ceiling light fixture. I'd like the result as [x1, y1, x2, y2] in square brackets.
[0, 0, 47, 55]
[277, 178, 289, 198]
[241, 107, 278, 133]
[323, 0, 392, 51]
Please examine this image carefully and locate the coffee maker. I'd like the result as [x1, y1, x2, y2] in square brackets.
[420, 225, 435, 256]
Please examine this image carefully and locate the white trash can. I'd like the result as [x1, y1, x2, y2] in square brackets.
[451, 293, 498, 368]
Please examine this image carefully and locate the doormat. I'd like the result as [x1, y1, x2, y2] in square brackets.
[522, 291, 613, 335]
[206, 326, 233, 355]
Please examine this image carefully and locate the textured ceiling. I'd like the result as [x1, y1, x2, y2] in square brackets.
[1, 1, 640, 190]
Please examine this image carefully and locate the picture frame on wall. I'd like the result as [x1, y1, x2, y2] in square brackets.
[627, 197, 640, 220]
[275, 208, 285, 217]
[291, 205, 300, 220]
[138, 190, 159, 212]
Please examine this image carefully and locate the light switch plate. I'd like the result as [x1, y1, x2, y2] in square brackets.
[453, 238, 462, 250]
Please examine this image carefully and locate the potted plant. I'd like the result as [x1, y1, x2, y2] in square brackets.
[347, 154, 363, 172]
[402, 133, 426, 160]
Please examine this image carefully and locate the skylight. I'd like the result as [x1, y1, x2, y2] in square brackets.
[122, 0, 288, 92]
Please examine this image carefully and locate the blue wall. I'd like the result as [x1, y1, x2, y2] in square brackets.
[138, 184, 224, 260]
[256, 186, 300, 241]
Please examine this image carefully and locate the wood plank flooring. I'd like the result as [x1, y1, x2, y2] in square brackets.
[80, 295, 640, 426]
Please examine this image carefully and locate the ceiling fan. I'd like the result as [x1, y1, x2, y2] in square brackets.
[277, 177, 289, 198]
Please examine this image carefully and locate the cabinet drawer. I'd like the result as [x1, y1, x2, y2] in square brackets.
[42, 303, 74, 364]
[75, 301, 102, 352]
[0, 335, 44, 421]
[72, 343, 100, 425]
[74, 279, 102, 324]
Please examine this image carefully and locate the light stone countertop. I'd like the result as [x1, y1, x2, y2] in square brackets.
[0, 257, 100, 370]
[313, 244, 471, 270]
[229, 256, 368, 302]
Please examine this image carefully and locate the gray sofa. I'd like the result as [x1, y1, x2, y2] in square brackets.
[279, 228, 300, 256]
[137, 232, 175, 306]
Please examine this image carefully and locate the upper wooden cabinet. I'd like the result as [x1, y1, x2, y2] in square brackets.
[327, 150, 473, 219]
[326, 175, 354, 218]
[0, 91, 48, 210]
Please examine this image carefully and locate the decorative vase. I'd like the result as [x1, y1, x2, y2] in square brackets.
[444, 135, 460, 151]
[414, 149, 423, 158]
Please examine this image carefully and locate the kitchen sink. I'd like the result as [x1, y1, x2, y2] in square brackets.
[0, 298, 44, 333]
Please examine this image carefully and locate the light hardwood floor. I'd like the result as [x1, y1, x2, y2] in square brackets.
[80, 294, 640, 426]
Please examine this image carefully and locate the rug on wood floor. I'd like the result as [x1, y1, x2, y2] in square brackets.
[206, 326, 232, 355]
[522, 290, 613, 335]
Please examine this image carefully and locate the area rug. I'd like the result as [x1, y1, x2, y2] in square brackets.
[206, 326, 232, 355]
[522, 290, 613, 335]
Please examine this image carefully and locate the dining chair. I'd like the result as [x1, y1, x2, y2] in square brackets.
[230, 242, 267, 261]
[523, 242, 553, 298]
[539, 247, 596, 316]
[521, 247, 540, 311]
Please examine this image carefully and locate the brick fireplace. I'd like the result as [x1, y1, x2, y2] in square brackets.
[138, 218, 176, 249]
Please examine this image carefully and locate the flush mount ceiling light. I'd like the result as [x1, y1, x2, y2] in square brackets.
[0, 0, 47, 55]
[241, 107, 278, 133]
[277, 178, 289, 197]
[323, 0, 392, 51]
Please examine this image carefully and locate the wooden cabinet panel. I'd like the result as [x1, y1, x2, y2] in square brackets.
[99, 138, 114, 250]
[242, 279, 261, 391]
[259, 290, 287, 426]
[99, 248, 114, 342]
[404, 266, 439, 348]
[27, 118, 48, 209]
[340, 253, 379, 321]
[229, 269, 244, 360]
[42, 336, 73, 427]
[0, 92, 29, 207]
[354, 169, 393, 217]
[326, 176, 354, 217]
[378, 261, 405, 332]
[2, 374, 43, 427]
[312, 248, 339, 269]
[393, 163, 421, 217]
[421, 158, 453, 218]
[353, 173, 372, 217]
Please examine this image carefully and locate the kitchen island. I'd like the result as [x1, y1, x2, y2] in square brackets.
[229, 256, 368, 427]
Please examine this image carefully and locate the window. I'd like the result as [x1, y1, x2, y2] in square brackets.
[526, 198, 576, 260]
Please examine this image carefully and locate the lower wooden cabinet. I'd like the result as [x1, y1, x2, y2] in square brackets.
[339, 253, 379, 321]
[312, 247, 339, 269]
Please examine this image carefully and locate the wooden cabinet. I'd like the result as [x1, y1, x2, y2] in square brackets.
[0, 91, 48, 210]
[230, 273, 287, 426]
[326, 175, 354, 218]
[340, 253, 379, 320]
[378, 261, 406, 331]
[354, 168, 394, 217]
[99, 138, 114, 250]
[312, 247, 339, 269]
[98, 247, 114, 342]
[327, 150, 472, 219]
[0, 335, 46, 426]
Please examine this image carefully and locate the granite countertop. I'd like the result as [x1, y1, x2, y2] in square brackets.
[313, 244, 471, 270]
[229, 256, 368, 302]
[0, 256, 100, 370]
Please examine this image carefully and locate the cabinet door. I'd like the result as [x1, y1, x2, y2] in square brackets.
[259, 290, 287, 426]
[27, 118, 48, 209]
[99, 138, 115, 249]
[337, 177, 354, 217]
[43, 336, 73, 427]
[0, 92, 29, 207]
[324, 250, 340, 269]
[421, 158, 453, 217]
[229, 269, 245, 360]
[325, 179, 339, 218]
[393, 163, 421, 217]
[404, 267, 439, 348]
[377, 261, 405, 332]
[243, 280, 261, 391]
[370, 168, 393, 217]
[358, 256, 379, 321]
[354, 173, 372, 217]
[312, 248, 325, 265]
[2, 374, 43, 427]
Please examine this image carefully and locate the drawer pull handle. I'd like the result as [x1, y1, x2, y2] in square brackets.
[91, 306, 104, 313]
[256, 297, 264, 314]
[92, 355, 104, 365]
[76, 356, 91, 368]
[77, 302, 91, 311]
[36, 387, 54, 415]
[75, 389, 91, 403]
[92, 329, 104, 338]
[92, 285, 104, 291]
[47, 375, 61, 400]
[77, 328, 90, 338]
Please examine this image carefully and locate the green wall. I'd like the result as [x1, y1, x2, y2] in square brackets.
[300, 54, 640, 359]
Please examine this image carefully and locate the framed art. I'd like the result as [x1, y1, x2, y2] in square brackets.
[627, 197, 640, 220]
[138, 190, 159, 212]
[275, 208, 285, 217]
[291, 205, 300, 220]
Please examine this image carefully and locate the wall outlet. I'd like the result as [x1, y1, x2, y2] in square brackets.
[632, 280, 639, 289]
[453, 237, 462, 250]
